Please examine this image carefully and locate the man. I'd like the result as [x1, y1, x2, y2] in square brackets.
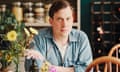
[25, 0, 93, 72]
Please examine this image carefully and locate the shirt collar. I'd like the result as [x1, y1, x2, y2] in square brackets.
[69, 29, 78, 42]
[44, 28, 53, 38]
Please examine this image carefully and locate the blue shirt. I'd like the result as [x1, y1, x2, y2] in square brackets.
[25, 28, 93, 72]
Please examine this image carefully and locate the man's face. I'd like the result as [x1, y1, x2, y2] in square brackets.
[50, 6, 73, 36]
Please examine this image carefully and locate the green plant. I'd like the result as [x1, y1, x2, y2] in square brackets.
[0, 9, 25, 72]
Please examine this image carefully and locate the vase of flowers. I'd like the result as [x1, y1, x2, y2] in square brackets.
[0, 6, 25, 72]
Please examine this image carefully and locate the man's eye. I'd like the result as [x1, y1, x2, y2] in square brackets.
[66, 17, 70, 21]
[57, 18, 62, 22]
[67, 18, 70, 20]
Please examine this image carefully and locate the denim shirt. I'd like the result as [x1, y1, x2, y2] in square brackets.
[25, 28, 93, 72]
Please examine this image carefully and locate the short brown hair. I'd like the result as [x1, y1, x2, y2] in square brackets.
[49, 0, 73, 18]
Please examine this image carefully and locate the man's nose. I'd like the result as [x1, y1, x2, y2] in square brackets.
[62, 20, 67, 27]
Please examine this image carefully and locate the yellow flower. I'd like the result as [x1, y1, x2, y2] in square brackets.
[7, 30, 17, 41]
[40, 61, 49, 72]
[24, 28, 30, 37]
[29, 27, 38, 35]
[6, 54, 12, 62]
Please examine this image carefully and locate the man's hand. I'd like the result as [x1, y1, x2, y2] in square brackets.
[24, 49, 45, 61]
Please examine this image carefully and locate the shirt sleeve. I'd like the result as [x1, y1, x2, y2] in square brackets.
[74, 32, 93, 72]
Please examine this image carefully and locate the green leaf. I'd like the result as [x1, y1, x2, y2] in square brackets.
[0, 25, 5, 30]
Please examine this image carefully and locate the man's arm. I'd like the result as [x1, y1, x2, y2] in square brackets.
[72, 31, 93, 72]
[25, 49, 75, 72]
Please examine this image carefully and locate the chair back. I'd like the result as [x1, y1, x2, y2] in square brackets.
[85, 56, 120, 72]
[107, 44, 120, 72]
[108, 44, 120, 56]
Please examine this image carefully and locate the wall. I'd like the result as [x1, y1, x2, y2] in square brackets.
[81, 0, 91, 39]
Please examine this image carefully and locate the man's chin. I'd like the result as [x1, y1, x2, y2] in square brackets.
[61, 32, 69, 37]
